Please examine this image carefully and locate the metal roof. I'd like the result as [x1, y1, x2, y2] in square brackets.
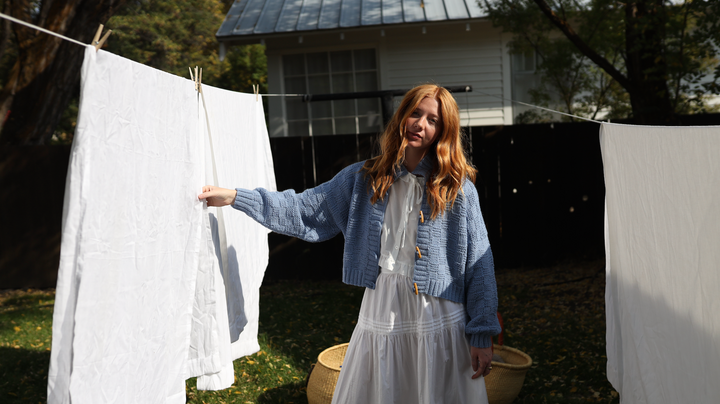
[217, 0, 487, 38]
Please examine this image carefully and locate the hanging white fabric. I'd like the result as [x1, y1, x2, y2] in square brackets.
[48, 46, 275, 403]
[600, 122, 720, 404]
[193, 75, 277, 390]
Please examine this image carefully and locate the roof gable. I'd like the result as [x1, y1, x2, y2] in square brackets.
[217, 0, 486, 38]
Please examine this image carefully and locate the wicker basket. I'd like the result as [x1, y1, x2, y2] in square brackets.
[307, 343, 349, 404]
[485, 344, 533, 404]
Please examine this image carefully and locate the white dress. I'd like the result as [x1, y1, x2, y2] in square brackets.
[331, 173, 488, 404]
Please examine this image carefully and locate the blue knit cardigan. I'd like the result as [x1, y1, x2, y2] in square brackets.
[232, 156, 501, 348]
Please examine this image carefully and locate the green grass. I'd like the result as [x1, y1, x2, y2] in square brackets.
[1, 259, 618, 403]
[0, 290, 54, 404]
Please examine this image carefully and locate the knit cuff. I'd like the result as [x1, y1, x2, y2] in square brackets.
[233, 188, 259, 213]
[470, 333, 493, 349]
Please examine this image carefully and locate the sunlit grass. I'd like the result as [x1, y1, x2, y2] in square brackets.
[0, 290, 55, 404]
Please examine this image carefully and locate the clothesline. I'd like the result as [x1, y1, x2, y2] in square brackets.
[0, 11, 603, 125]
[0, 12, 86, 47]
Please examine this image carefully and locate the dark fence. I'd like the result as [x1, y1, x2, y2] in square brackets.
[3, 114, 718, 288]
[263, 121, 606, 281]
[1, 146, 71, 289]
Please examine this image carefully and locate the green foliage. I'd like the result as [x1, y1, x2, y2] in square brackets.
[483, 0, 720, 122]
[50, 0, 268, 144]
[105, 0, 267, 93]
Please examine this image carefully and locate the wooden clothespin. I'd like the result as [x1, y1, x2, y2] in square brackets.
[189, 66, 203, 92]
[92, 24, 112, 51]
[252, 84, 259, 102]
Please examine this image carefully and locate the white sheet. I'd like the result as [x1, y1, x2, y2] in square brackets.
[600, 123, 720, 404]
[48, 46, 275, 403]
[193, 81, 276, 390]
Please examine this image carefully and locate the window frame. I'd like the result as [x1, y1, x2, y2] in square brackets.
[280, 47, 382, 137]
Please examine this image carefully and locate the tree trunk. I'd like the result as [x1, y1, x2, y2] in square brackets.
[625, 0, 676, 125]
[532, 0, 677, 125]
[0, 0, 127, 145]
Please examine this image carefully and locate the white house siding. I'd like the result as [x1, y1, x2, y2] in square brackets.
[263, 20, 512, 136]
[381, 22, 510, 127]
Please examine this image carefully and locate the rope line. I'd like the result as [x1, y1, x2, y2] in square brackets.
[472, 88, 603, 124]
[0, 11, 603, 124]
[0, 12, 87, 47]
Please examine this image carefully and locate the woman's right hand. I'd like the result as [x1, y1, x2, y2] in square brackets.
[198, 186, 237, 207]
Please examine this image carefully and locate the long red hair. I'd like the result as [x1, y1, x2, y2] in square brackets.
[362, 84, 476, 219]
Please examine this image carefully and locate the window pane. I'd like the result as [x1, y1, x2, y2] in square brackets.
[330, 50, 353, 72]
[358, 98, 380, 115]
[335, 117, 356, 134]
[524, 51, 536, 71]
[311, 100, 332, 118]
[311, 119, 333, 136]
[359, 114, 382, 133]
[306, 52, 329, 74]
[287, 120, 309, 137]
[355, 71, 378, 92]
[284, 76, 306, 93]
[334, 100, 355, 117]
[332, 73, 354, 93]
[512, 53, 522, 72]
[308, 75, 331, 93]
[286, 98, 308, 120]
[283, 54, 305, 76]
[354, 49, 376, 70]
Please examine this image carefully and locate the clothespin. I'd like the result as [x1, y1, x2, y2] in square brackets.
[195, 66, 199, 91]
[189, 66, 203, 92]
[92, 24, 112, 51]
[252, 84, 259, 102]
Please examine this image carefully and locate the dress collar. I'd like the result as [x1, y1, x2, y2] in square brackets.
[395, 154, 434, 180]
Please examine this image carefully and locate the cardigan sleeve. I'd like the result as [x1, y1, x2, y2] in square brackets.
[231, 162, 359, 242]
[462, 181, 502, 348]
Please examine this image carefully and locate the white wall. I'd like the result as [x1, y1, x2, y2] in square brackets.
[380, 21, 511, 127]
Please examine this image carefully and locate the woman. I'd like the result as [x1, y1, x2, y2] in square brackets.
[199, 84, 501, 403]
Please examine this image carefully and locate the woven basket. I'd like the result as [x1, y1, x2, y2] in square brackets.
[307, 343, 348, 404]
[485, 344, 533, 404]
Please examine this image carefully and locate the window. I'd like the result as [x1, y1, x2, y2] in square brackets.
[512, 50, 536, 73]
[282, 49, 382, 136]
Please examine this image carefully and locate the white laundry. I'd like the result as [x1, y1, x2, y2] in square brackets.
[600, 123, 720, 404]
[194, 82, 276, 390]
[48, 46, 275, 404]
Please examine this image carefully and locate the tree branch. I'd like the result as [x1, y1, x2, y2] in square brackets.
[531, 0, 632, 91]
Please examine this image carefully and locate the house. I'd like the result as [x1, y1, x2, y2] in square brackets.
[216, 0, 536, 137]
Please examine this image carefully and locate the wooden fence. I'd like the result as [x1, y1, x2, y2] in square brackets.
[3, 113, 718, 288]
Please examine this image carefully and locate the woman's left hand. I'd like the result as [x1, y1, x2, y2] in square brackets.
[471, 346, 493, 379]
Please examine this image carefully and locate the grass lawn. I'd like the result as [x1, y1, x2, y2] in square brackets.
[1, 258, 618, 403]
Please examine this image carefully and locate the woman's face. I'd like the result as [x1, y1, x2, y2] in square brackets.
[405, 97, 441, 156]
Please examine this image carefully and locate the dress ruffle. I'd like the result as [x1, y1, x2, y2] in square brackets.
[331, 273, 488, 404]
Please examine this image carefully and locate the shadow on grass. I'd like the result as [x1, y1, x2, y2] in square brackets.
[257, 279, 363, 369]
[255, 381, 308, 404]
[250, 278, 364, 404]
[0, 347, 50, 404]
